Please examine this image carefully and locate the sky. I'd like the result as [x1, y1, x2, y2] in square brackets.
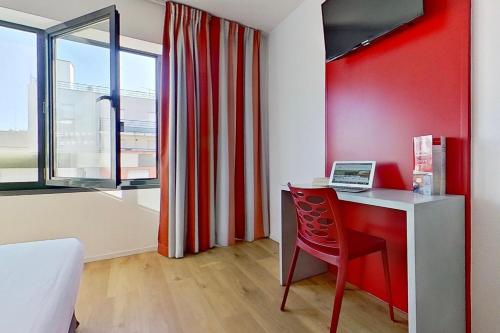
[0, 25, 156, 131]
[0, 26, 37, 131]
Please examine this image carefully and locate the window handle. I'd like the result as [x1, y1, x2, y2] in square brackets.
[96, 95, 118, 109]
[96, 95, 112, 103]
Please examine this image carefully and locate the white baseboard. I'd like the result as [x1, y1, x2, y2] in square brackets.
[269, 233, 280, 243]
[84, 245, 157, 262]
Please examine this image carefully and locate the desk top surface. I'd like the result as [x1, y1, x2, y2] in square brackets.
[282, 184, 464, 211]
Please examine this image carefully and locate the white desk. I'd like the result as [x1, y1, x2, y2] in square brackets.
[280, 185, 465, 333]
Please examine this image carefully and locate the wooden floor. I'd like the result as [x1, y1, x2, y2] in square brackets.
[76, 239, 408, 333]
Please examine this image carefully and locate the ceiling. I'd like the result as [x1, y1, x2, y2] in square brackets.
[0, 0, 305, 44]
[155, 0, 305, 32]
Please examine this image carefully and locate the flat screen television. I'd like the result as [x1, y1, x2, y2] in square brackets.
[322, 0, 424, 61]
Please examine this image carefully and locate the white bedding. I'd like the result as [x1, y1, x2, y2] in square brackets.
[0, 238, 84, 333]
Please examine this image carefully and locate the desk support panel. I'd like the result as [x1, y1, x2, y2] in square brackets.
[410, 198, 465, 333]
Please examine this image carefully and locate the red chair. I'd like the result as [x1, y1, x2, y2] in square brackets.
[281, 183, 395, 332]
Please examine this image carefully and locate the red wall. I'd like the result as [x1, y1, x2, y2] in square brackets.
[325, 0, 470, 321]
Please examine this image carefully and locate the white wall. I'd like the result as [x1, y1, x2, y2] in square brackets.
[471, 0, 500, 331]
[0, 0, 164, 261]
[267, 0, 325, 241]
[0, 189, 160, 261]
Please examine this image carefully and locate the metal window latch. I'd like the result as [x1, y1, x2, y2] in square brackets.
[96, 95, 113, 102]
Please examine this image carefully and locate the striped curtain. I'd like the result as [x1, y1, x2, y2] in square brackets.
[158, 2, 269, 258]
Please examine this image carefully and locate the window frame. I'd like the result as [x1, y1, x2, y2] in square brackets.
[0, 20, 161, 193]
[46, 6, 121, 189]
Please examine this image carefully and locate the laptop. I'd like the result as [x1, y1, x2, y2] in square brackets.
[328, 161, 376, 193]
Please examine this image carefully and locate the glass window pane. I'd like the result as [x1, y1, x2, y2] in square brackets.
[120, 51, 157, 180]
[53, 19, 113, 179]
[0, 26, 38, 183]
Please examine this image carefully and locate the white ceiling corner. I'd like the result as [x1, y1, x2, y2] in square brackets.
[164, 0, 306, 32]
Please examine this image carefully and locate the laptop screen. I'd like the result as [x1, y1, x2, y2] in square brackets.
[330, 162, 375, 187]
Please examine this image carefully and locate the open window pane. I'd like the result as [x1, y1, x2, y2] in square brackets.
[0, 25, 38, 183]
[53, 20, 112, 179]
[47, 6, 120, 188]
[120, 51, 158, 180]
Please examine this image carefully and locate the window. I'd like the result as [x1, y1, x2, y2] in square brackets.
[0, 26, 38, 183]
[52, 28, 114, 181]
[120, 50, 159, 184]
[0, 6, 160, 192]
[0, 22, 44, 190]
[47, 7, 120, 188]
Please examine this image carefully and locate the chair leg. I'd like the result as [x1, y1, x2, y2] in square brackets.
[280, 245, 300, 311]
[330, 264, 347, 333]
[381, 247, 395, 321]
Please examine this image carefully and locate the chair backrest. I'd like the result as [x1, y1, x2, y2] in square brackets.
[288, 183, 348, 254]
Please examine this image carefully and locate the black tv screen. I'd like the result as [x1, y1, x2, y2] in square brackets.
[322, 0, 424, 61]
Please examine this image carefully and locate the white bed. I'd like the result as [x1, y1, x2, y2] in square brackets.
[0, 238, 84, 333]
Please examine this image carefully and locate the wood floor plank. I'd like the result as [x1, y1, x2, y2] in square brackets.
[76, 239, 408, 333]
